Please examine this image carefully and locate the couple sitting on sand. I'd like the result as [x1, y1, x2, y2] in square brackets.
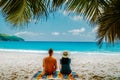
[41, 48, 72, 76]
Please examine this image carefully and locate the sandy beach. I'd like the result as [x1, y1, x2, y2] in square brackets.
[0, 50, 120, 80]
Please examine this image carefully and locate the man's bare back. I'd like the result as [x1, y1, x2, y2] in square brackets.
[43, 56, 57, 74]
[42, 49, 57, 75]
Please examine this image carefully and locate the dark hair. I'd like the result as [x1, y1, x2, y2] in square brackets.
[48, 48, 53, 56]
[61, 58, 69, 64]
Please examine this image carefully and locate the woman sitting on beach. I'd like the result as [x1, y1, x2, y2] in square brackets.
[60, 51, 72, 75]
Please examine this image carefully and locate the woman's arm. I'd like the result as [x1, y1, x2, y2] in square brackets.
[59, 59, 62, 70]
[43, 58, 45, 68]
[59, 64, 62, 69]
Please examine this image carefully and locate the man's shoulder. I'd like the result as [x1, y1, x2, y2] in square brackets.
[44, 56, 56, 60]
[52, 57, 57, 60]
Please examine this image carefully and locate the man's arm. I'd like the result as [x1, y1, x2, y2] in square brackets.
[55, 59, 58, 70]
[43, 58, 45, 68]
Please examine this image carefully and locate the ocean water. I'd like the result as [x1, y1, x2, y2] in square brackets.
[0, 41, 120, 54]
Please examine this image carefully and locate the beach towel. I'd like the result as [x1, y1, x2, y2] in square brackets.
[32, 71, 78, 80]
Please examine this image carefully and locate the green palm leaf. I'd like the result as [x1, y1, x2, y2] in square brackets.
[97, 0, 120, 45]
[0, 0, 48, 26]
[68, 0, 110, 23]
[50, 0, 109, 23]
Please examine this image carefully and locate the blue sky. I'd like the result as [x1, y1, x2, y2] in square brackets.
[0, 10, 98, 41]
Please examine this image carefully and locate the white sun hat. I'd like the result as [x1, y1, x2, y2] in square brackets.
[62, 51, 69, 58]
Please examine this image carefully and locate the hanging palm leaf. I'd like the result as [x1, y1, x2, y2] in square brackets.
[68, 0, 110, 23]
[0, 0, 48, 26]
[50, 0, 109, 23]
[97, 0, 120, 45]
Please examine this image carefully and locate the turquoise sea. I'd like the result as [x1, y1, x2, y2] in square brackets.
[0, 41, 120, 54]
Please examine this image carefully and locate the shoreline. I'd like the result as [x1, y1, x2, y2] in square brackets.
[0, 50, 120, 80]
[0, 48, 120, 55]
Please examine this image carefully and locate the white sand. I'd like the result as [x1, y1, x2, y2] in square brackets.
[0, 51, 120, 80]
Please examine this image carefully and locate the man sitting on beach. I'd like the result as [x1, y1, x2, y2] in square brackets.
[42, 48, 57, 75]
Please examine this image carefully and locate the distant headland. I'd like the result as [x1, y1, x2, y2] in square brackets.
[0, 33, 24, 41]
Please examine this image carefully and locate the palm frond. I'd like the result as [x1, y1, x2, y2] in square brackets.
[46, 0, 66, 11]
[50, 0, 109, 23]
[52, 0, 66, 8]
[97, 0, 120, 45]
[66, 0, 109, 23]
[0, 0, 8, 7]
[0, 0, 48, 26]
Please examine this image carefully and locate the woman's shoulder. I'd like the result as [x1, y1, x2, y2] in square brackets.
[67, 58, 71, 60]
[60, 58, 71, 61]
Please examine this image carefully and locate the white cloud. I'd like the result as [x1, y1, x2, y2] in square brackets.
[59, 10, 83, 21]
[92, 26, 98, 32]
[68, 28, 85, 35]
[15, 31, 41, 36]
[59, 10, 73, 16]
[63, 10, 70, 16]
[71, 15, 83, 21]
[14, 31, 44, 40]
[65, 0, 68, 3]
[29, 19, 37, 22]
[52, 32, 60, 36]
[62, 11, 83, 21]
[60, 10, 83, 21]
